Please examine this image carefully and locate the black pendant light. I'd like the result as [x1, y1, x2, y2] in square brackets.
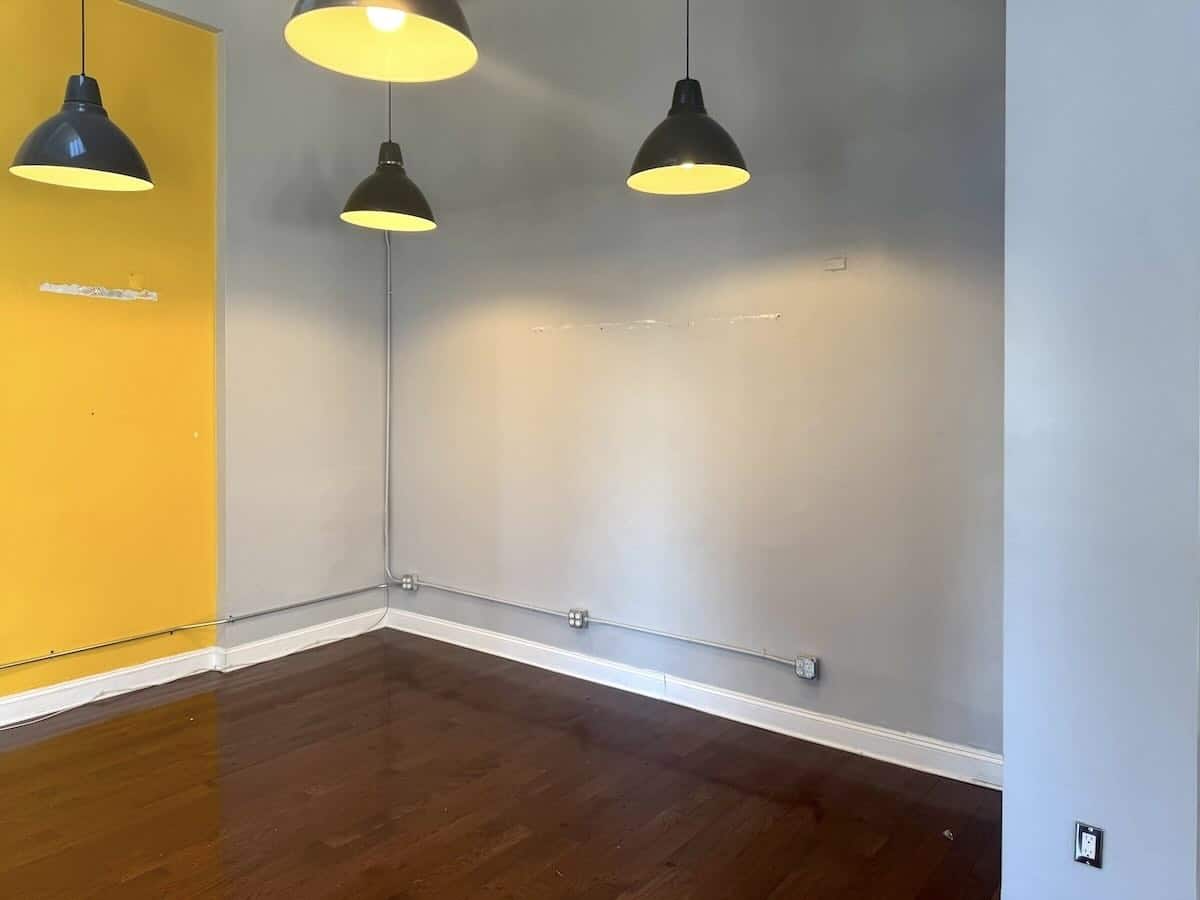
[342, 85, 437, 232]
[627, 0, 749, 196]
[286, 0, 477, 83]
[10, 0, 153, 192]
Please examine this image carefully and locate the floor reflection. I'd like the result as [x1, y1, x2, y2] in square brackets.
[0, 632, 1001, 899]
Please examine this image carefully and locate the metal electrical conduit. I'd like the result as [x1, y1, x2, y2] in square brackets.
[1, 232, 814, 681]
[383, 235, 811, 676]
[0, 584, 389, 674]
[0, 229, 408, 679]
[402, 578, 800, 669]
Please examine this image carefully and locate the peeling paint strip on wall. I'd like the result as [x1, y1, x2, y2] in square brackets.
[698, 313, 784, 326]
[40, 282, 159, 303]
[533, 313, 781, 335]
[533, 319, 669, 334]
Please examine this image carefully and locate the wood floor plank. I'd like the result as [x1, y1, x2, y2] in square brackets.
[0, 630, 1002, 899]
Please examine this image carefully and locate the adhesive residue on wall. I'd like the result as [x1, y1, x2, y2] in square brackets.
[40, 282, 159, 303]
[532, 313, 781, 335]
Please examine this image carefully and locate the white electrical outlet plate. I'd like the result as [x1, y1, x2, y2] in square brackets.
[1075, 822, 1104, 869]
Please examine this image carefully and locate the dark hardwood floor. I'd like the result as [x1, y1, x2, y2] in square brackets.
[0, 630, 1001, 899]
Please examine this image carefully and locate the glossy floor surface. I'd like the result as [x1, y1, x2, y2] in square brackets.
[0, 630, 1002, 898]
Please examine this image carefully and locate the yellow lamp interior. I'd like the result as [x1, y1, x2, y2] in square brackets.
[9, 164, 154, 192]
[285, 6, 478, 82]
[341, 209, 437, 232]
[627, 164, 750, 196]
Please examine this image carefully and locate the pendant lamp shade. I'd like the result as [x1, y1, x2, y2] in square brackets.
[628, 78, 748, 196]
[627, 0, 748, 196]
[10, 0, 153, 194]
[342, 141, 437, 232]
[286, 0, 478, 83]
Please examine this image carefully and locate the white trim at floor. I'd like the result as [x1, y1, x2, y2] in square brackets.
[218, 607, 389, 672]
[0, 648, 219, 728]
[387, 609, 1003, 790]
[0, 608, 387, 730]
[0, 607, 1003, 792]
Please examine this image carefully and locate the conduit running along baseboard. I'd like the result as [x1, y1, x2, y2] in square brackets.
[0, 607, 390, 728]
[1, 230, 402, 695]
[6, 237, 1001, 789]
[402, 577, 806, 670]
[0, 583, 389, 673]
[0, 604, 1003, 791]
[386, 609, 1003, 790]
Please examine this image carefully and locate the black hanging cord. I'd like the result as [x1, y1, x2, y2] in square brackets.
[81, 0, 87, 74]
[387, 82, 393, 141]
[685, 0, 690, 78]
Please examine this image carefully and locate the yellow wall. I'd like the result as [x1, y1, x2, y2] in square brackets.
[0, 0, 217, 696]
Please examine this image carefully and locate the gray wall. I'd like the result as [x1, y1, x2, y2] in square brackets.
[140, 0, 391, 642]
[1004, 0, 1200, 897]
[388, 0, 1005, 753]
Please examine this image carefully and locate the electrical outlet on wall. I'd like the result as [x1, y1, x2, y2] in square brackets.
[795, 656, 819, 680]
[1075, 822, 1104, 869]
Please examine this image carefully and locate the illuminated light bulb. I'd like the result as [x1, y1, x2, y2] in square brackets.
[366, 6, 407, 32]
[285, 0, 477, 82]
[681, 162, 696, 169]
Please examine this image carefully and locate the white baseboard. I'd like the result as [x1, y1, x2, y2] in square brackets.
[388, 609, 1003, 790]
[218, 607, 388, 672]
[0, 606, 1003, 791]
[388, 608, 668, 699]
[0, 648, 219, 728]
[661, 674, 1003, 789]
[0, 607, 388, 729]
